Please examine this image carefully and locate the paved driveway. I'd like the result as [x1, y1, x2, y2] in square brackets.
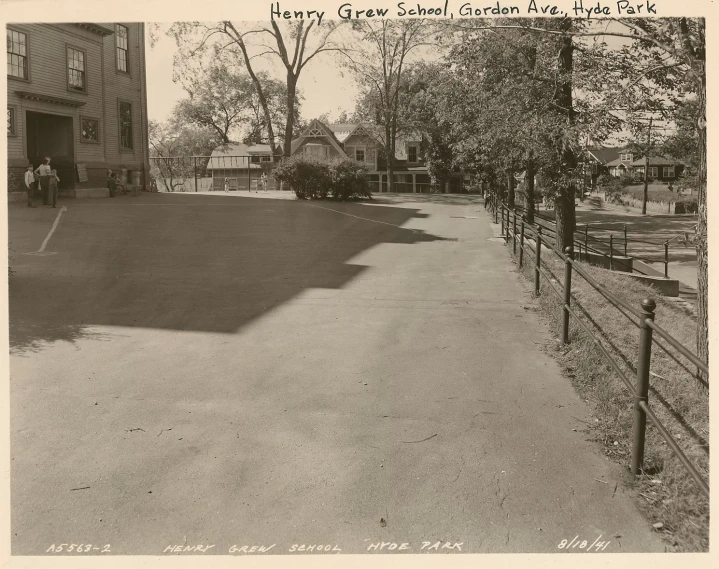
[8, 193, 664, 555]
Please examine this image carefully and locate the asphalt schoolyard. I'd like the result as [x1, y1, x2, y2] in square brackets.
[8, 192, 665, 555]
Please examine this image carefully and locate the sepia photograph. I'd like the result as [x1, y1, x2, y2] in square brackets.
[2, 1, 713, 565]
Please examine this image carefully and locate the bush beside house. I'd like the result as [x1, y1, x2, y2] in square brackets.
[274, 155, 372, 201]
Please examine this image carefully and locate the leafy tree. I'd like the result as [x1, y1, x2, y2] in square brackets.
[465, 17, 707, 367]
[173, 61, 254, 144]
[339, 20, 438, 192]
[167, 21, 344, 157]
[149, 119, 220, 192]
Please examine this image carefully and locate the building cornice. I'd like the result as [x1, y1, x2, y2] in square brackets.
[73, 23, 115, 36]
[15, 91, 87, 107]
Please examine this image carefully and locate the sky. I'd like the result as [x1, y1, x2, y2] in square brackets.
[145, 20, 676, 145]
[146, 25, 360, 125]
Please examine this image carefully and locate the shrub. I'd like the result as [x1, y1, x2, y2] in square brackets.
[329, 157, 371, 200]
[7, 169, 21, 194]
[273, 155, 332, 199]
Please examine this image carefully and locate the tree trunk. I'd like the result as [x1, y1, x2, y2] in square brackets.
[696, 46, 708, 378]
[385, 125, 395, 193]
[525, 160, 536, 225]
[554, 23, 577, 252]
[506, 170, 515, 208]
[225, 24, 280, 157]
[283, 73, 297, 157]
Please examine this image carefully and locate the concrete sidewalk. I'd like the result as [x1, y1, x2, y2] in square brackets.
[9, 194, 664, 554]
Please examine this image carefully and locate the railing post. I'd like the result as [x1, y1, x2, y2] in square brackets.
[512, 208, 517, 254]
[624, 224, 628, 256]
[194, 157, 198, 193]
[519, 217, 525, 268]
[505, 207, 510, 243]
[631, 298, 656, 476]
[609, 234, 614, 270]
[562, 246, 574, 344]
[664, 240, 669, 278]
[534, 225, 542, 296]
[500, 203, 505, 237]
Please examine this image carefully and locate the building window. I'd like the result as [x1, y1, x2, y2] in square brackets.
[648, 166, 658, 178]
[119, 101, 133, 149]
[261, 155, 271, 162]
[7, 29, 28, 79]
[304, 144, 328, 158]
[355, 148, 365, 162]
[7, 107, 15, 134]
[663, 166, 675, 178]
[408, 145, 418, 163]
[81, 117, 99, 142]
[68, 47, 86, 91]
[116, 24, 129, 73]
[250, 155, 260, 163]
[620, 153, 632, 162]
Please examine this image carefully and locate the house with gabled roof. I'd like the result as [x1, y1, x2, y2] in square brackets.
[290, 118, 466, 193]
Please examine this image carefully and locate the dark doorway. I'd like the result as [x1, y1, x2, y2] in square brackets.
[26, 111, 75, 191]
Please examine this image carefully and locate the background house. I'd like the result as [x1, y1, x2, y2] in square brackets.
[206, 142, 273, 191]
[291, 119, 465, 193]
[606, 149, 638, 178]
[6, 23, 150, 194]
[629, 156, 684, 182]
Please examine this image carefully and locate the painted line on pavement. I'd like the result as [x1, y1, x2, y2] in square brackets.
[24, 206, 66, 256]
[306, 203, 420, 232]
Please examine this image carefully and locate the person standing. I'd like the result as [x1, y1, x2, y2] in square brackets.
[24, 165, 37, 208]
[260, 173, 268, 192]
[106, 170, 117, 198]
[34, 157, 52, 205]
[48, 169, 60, 208]
[224, 178, 229, 193]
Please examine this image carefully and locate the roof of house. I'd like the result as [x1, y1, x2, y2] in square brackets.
[247, 144, 272, 154]
[630, 156, 681, 167]
[207, 143, 271, 170]
[605, 156, 635, 167]
[586, 147, 620, 164]
[291, 119, 424, 161]
[605, 155, 682, 168]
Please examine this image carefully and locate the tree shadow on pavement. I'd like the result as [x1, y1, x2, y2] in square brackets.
[9, 194, 446, 351]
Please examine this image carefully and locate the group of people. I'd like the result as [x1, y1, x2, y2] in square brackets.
[24, 157, 60, 208]
[223, 173, 269, 193]
[106, 168, 137, 198]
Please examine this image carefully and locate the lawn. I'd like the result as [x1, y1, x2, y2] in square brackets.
[616, 184, 697, 205]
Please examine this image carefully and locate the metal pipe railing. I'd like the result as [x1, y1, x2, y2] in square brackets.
[496, 199, 708, 497]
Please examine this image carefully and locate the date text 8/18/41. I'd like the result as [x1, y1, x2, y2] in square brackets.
[46, 544, 111, 554]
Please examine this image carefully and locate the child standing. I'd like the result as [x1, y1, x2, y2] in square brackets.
[24, 165, 37, 208]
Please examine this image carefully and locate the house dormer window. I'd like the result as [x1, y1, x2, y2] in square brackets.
[408, 145, 418, 163]
[620, 152, 632, 162]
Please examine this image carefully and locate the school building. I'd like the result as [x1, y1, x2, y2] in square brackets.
[7, 22, 150, 195]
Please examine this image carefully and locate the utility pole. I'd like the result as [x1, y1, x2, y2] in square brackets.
[642, 116, 653, 215]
